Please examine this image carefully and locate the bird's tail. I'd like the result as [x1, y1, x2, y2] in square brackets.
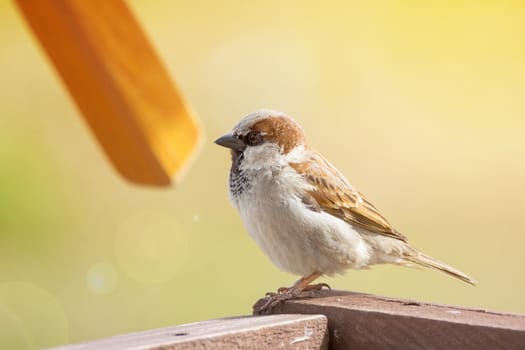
[405, 250, 477, 286]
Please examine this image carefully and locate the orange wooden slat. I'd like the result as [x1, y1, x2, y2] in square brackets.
[15, 0, 201, 186]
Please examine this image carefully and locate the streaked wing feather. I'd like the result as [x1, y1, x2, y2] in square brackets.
[290, 152, 407, 242]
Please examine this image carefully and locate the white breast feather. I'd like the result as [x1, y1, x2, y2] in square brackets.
[230, 144, 372, 276]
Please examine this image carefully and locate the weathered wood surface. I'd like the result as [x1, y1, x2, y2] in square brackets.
[254, 290, 525, 350]
[51, 314, 328, 350]
[49, 290, 525, 350]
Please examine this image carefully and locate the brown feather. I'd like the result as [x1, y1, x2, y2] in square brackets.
[290, 152, 408, 242]
[251, 116, 306, 153]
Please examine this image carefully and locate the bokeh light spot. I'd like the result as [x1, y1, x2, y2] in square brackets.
[86, 263, 118, 295]
[0, 282, 68, 349]
[115, 211, 189, 284]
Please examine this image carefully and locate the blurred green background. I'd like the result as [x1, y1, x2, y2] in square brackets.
[1, 0, 524, 348]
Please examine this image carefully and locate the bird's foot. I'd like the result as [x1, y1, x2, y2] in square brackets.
[256, 288, 302, 315]
[257, 283, 330, 315]
[266, 282, 330, 297]
[303, 282, 331, 292]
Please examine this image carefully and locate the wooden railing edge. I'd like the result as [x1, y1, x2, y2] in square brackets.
[49, 314, 329, 350]
[49, 290, 525, 350]
[258, 290, 525, 350]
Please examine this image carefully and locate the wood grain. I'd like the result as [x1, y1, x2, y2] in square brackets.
[16, 0, 201, 186]
[255, 290, 525, 350]
[50, 314, 329, 350]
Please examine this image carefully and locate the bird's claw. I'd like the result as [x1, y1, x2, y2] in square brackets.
[305, 282, 331, 291]
[256, 283, 330, 315]
[265, 286, 293, 297]
[277, 286, 290, 294]
[256, 290, 297, 315]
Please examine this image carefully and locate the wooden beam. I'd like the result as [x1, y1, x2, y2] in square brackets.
[254, 290, 525, 350]
[51, 314, 328, 350]
[15, 0, 201, 186]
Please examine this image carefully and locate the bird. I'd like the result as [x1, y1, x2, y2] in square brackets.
[214, 109, 476, 313]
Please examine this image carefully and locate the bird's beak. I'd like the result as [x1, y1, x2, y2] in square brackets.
[214, 132, 245, 151]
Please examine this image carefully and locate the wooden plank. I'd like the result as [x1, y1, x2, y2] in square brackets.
[50, 314, 328, 350]
[254, 290, 525, 350]
[15, 0, 201, 186]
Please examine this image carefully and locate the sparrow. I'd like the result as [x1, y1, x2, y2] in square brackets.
[215, 109, 476, 314]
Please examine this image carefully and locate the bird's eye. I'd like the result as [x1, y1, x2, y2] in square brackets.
[246, 131, 263, 146]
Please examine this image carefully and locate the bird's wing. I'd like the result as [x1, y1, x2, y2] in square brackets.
[290, 152, 408, 242]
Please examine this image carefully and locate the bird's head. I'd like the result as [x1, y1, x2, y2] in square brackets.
[215, 109, 307, 169]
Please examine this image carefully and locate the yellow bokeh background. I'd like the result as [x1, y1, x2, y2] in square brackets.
[1, 1, 524, 348]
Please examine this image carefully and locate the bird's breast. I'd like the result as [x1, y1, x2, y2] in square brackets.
[230, 166, 371, 276]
